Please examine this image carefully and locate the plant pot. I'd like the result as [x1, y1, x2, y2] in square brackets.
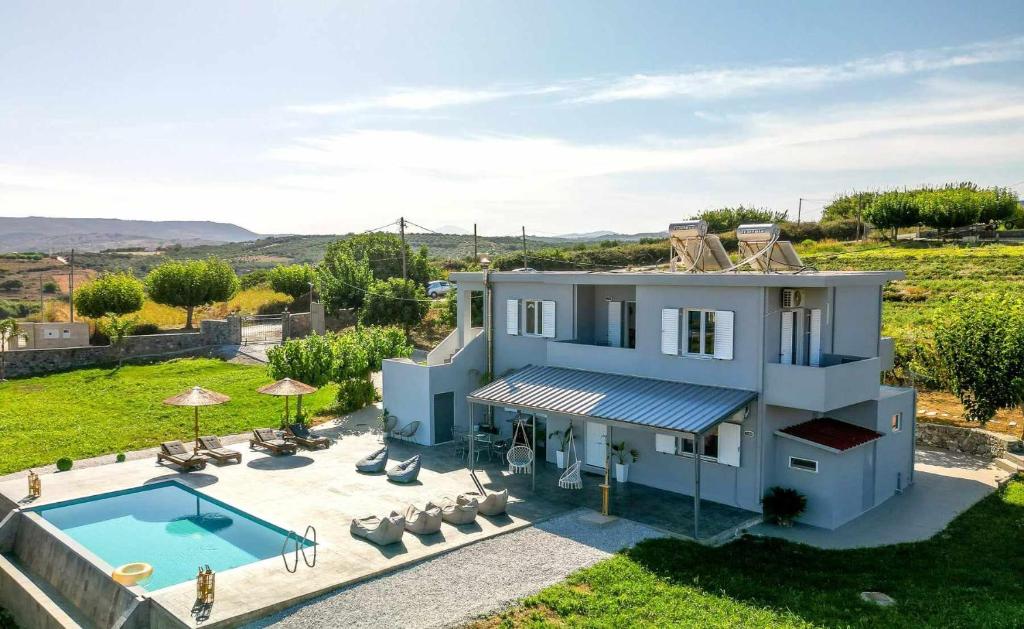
[614, 463, 629, 483]
[555, 450, 567, 469]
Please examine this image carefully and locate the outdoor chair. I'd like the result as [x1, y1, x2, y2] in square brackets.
[157, 441, 208, 471]
[386, 455, 422, 484]
[249, 428, 298, 455]
[285, 423, 331, 450]
[350, 511, 406, 546]
[391, 420, 421, 441]
[403, 503, 443, 535]
[197, 435, 242, 464]
[427, 495, 478, 525]
[380, 415, 398, 441]
[355, 446, 389, 473]
[460, 489, 509, 516]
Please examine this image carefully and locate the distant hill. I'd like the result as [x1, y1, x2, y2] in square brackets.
[0, 217, 261, 253]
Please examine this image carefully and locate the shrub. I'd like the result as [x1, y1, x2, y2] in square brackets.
[334, 378, 377, 413]
[131, 322, 161, 335]
[316, 245, 373, 313]
[762, 486, 806, 525]
[268, 264, 316, 301]
[73, 272, 145, 319]
[360, 278, 429, 330]
[56, 457, 73, 472]
[819, 218, 860, 241]
[42, 281, 59, 294]
[116, 453, 126, 463]
[698, 206, 788, 233]
[0, 279, 24, 292]
[239, 269, 271, 290]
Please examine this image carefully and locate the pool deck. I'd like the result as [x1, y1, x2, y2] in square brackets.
[0, 407, 757, 627]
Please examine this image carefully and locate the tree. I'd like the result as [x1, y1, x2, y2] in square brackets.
[333, 232, 431, 286]
[316, 244, 373, 313]
[0, 318, 22, 381]
[863, 192, 921, 241]
[145, 258, 239, 329]
[42, 281, 59, 294]
[696, 206, 789, 233]
[821, 191, 878, 222]
[360, 278, 429, 331]
[73, 272, 145, 319]
[268, 264, 316, 301]
[239, 269, 271, 290]
[97, 314, 138, 366]
[934, 295, 1024, 423]
[919, 188, 982, 230]
[441, 287, 483, 327]
[0, 279, 23, 292]
[977, 187, 1019, 225]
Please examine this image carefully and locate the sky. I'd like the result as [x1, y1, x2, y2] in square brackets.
[1, 1, 1023, 236]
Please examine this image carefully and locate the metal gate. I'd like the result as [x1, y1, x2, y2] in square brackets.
[241, 314, 283, 345]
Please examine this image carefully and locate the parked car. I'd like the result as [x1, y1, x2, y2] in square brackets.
[427, 280, 452, 298]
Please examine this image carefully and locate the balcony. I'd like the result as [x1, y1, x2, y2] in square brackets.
[765, 354, 881, 412]
[547, 338, 639, 373]
[879, 337, 895, 371]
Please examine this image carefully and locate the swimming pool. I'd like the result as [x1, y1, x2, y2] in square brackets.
[31, 481, 302, 591]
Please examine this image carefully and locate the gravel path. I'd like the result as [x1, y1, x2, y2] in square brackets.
[247, 510, 663, 629]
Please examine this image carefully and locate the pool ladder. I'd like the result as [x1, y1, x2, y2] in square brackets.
[282, 525, 317, 573]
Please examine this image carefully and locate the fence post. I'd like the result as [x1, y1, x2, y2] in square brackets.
[310, 302, 325, 335]
[281, 311, 292, 342]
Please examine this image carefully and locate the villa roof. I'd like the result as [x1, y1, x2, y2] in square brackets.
[776, 418, 883, 453]
[468, 365, 756, 435]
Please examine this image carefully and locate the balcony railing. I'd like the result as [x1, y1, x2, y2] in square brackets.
[765, 354, 881, 412]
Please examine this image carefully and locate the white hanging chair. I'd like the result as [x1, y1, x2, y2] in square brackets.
[558, 426, 582, 490]
[506, 415, 534, 475]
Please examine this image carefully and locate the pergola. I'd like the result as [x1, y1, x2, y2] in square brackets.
[466, 365, 756, 538]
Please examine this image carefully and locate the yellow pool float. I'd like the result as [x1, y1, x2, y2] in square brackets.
[112, 562, 153, 586]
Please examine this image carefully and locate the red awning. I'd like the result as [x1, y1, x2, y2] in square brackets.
[777, 418, 883, 453]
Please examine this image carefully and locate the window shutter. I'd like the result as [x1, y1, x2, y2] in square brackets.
[713, 310, 734, 360]
[506, 299, 520, 335]
[607, 301, 622, 347]
[717, 422, 741, 467]
[655, 433, 676, 454]
[661, 309, 679, 355]
[780, 311, 794, 364]
[809, 308, 822, 367]
[541, 300, 556, 338]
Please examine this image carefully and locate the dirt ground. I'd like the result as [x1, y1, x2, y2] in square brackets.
[917, 390, 1023, 439]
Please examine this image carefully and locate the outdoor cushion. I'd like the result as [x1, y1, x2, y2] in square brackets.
[386, 455, 421, 483]
[198, 436, 242, 463]
[460, 489, 509, 516]
[287, 423, 331, 448]
[162, 441, 189, 457]
[350, 511, 406, 546]
[428, 496, 478, 525]
[403, 504, 443, 535]
[356, 446, 389, 473]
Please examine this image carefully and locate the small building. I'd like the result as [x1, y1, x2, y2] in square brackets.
[14, 322, 90, 350]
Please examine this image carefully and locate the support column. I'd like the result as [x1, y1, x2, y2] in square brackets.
[600, 424, 613, 516]
[693, 430, 702, 540]
[531, 415, 536, 492]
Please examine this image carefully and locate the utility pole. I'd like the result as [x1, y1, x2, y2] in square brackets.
[39, 273, 44, 313]
[521, 226, 528, 269]
[399, 217, 407, 280]
[473, 223, 478, 260]
[797, 198, 803, 225]
[69, 249, 75, 322]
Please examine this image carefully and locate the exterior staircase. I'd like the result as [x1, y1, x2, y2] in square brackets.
[995, 451, 1024, 474]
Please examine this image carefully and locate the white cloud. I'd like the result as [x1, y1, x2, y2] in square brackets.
[287, 85, 564, 115]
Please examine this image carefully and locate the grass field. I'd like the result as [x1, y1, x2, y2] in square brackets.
[0, 358, 338, 475]
[479, 478, 1024, 629]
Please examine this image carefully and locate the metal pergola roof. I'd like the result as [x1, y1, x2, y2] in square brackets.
[468, 365, 756, 435]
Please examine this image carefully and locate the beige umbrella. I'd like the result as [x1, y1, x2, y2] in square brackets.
[162, 386, 230, 453]
[257, 378, 318, 425]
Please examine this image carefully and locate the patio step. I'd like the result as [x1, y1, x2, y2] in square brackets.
[994, 457, 1023, 474]
[1003, 451, 1024, 467]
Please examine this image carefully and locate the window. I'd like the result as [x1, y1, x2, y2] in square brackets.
[684, 309, 716, 356]
[656, 422, 741, 467]
[525, 300, 540, 335]
[522, 299, 555, 338]
[891, 412, 902, 432]
[789, 456, 818, 473]
[680, 432, 719, 458]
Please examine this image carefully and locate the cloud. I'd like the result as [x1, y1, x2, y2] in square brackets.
[288, 85, 564, 115]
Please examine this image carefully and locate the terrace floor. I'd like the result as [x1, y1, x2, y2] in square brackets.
[0, 406, 757, 627]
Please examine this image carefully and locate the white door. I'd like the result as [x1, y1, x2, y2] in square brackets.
[585, 421, 608, 468]
[607, 301, 622, 347]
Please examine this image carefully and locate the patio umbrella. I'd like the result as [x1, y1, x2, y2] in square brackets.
[162, 386, 230, 453]
[257, 378, 318, 425]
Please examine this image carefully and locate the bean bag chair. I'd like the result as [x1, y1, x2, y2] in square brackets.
[428, 495, 478, 525]
[350, 511, 405, 546]
[387, 455, 422, 484]
[402, 504, 443, 535]
[356, 446, 389, 473]
[460, 489, 509, 516]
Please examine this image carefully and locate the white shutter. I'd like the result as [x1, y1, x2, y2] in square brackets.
[713, 310, 734, 360]
[780, 311, 794, 364]
[717, 422, 741, 467]
[506, 299, 519, 335]
[655, 433, 676, 454]
[809, 308, 822, 367]
[661, 309, 679, 355]
[607, 301, 623, 347]
[541, 300, 556, 338]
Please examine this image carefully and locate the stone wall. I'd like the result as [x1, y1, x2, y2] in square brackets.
[4, 316, 241, 378]
[916, 422, 1021, 458]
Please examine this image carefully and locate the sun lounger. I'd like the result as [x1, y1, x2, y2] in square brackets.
[427, 496, 478, 525]
[403, 504, 443, 535]
[460, 489, 509, 516]
[350, 511, 406, 546]
[249, 428, 297, 455]
[386, 455, 421, 483]
[285, 423, 331, 450]
[197, 435, 242, 464]
[356, 446, 389, 473]
[157, 441, 208, 471]
[391, 420, 421, 441]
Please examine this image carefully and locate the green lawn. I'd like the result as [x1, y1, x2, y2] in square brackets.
[481, 478, 1024, 628]
[0, 358, 339, 475]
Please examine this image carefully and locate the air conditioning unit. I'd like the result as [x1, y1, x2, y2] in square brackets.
[781, 288, 804, 309]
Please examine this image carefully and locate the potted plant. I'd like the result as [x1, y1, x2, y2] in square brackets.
[762, 486, 807, 527]
[610, 441, 639, 483]
[549, 426, 573, 469]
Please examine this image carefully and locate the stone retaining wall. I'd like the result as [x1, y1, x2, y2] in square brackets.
[915, 421, 1021, 458]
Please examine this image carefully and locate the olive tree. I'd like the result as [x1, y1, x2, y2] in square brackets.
[863, 192, 921, 241]
[934, 295, 1024, 423]
[73, 272, 145, 319]
[145, 258, 239, 329]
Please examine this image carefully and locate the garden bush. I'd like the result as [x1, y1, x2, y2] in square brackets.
[131, 322, 161, 335]
[762, 486, 807, 525]
[116, 452, 126, 462]
[56, 457, 73, 472]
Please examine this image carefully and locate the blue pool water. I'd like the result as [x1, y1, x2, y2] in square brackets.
[32, 482, 300, 590]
